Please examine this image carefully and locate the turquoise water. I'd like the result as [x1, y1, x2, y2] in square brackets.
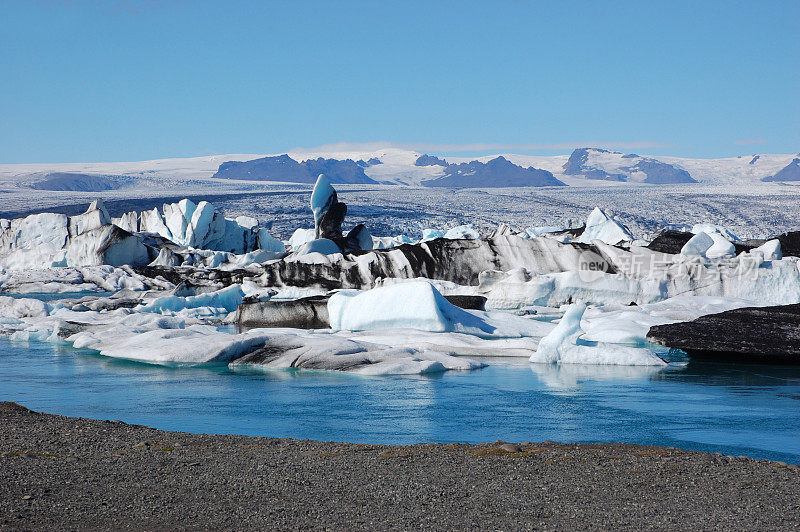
[1, 338, 798, 463]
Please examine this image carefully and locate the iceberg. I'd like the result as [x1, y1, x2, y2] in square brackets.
[421, 229, 445, 242]
[328, 282, 494, 334]
[295, 238, 343, 256]
[310, 174, 337, 238]
[288, 228, 315, 251]
[138, 284, 245, 315]
[681, 231, 734, 259]
[0, 296, 49, 318]
[752, 239, 782, 261]
[443, 224, 480, 240]
[529, 303, 666, 366]
[328, 281, 552, 339]
[691, 223, 740, 242]
[372, 235, 415, 249]
[578, 207, 633, 245]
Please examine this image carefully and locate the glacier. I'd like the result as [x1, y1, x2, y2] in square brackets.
[1, 172, 799, 374]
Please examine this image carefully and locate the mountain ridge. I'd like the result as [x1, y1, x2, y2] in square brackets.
[1, 148, 799, 190]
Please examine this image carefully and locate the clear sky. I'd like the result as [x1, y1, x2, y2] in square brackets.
[1, 0, 798, 163]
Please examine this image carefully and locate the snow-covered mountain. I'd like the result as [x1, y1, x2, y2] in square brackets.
[1, 147, 798, 191]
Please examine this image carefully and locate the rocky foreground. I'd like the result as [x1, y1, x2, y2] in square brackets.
[1, 402, 798, 531]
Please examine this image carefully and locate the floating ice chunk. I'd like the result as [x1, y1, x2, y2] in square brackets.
[236, 216, 258, 231]
[680, 232, 714, 258]
[681, 231, 735, 259]
[71, 324, 269, 364]
[189, 201, 216, 247]
[310, 174, 336, 237]
[530, 303, 585, 363]
[69, 199, 110, 236]
[691, 223, 740, 242]
[228, 330, 486, 375]
[257, 228, 285, 253]
[65, 225, 151, 267]
[753, 239, 782, 261]
[62, 312, 485, 373]
[705, 232, 735, 259]
[139, 207, 172, 240]
[78, 265, 146, 291]
[288, 228, 315, 251]
[0, 296, 49, 318]
[577, 207, 633, 245]
[217, 249, 284, 270]
[421, 229, 445, 242]
[328, 281, 550, 339]
[524, 226, 565, 238]
[328, 282, 495, 334]
[489, 223, 517, 238]
[346, 224, 373, 251]
[149, 248, 181, 267]
[342, 327, 547, 358]
[372, 235, 415, 249]
[579, 295, 756, 346]
[139, 284, 245, 315]
[444, 224, 480, 240]
[113, 211, 139, 233]
[529, 302, 666, 366]
[162, 199, 196, 247]
[296, 238, 342, 256]
[0, 212, 69, 255]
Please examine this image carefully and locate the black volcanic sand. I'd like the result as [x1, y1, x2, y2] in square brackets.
[1, 402, 799, 531]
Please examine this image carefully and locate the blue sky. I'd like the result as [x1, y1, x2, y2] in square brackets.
[1, 0, 798, 162]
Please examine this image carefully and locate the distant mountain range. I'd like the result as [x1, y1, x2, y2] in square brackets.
[420, 156, 564, 187]
[1, 147, 799, 191]
[212, 154, 378, 184]
[762, 158, 800, 182]
[562, 148, 696, 184]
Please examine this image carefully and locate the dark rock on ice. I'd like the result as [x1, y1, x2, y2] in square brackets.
[777, 230, 800, 258]
[646, 304, 800, 364]
[441, 295, 487, 310]
[647, 231, 694, 254]
[237, 296, 330, 329]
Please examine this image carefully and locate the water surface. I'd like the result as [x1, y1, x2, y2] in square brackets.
[1, 339, 798, 463]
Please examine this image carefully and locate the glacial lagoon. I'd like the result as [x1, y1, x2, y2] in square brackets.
[3, 337, 798, 464]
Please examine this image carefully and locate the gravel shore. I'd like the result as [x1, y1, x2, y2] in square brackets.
[2, 401, 799, 531]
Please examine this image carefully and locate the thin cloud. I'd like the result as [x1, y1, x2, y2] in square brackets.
[290, 140, 672, 155]
[734, 139, 767, 146]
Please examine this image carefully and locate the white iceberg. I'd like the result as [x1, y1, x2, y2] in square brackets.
[138, 284, 245, 315]
[529, 303, 666, 366]
[328, 281, 552, 339]
[578, 207, 633, 246]
[443, 224, 480, 240]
